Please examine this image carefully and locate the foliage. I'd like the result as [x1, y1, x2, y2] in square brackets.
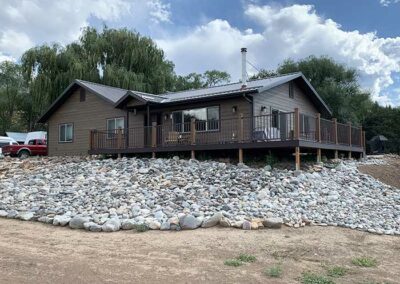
[300, 272, 335, 284]
[249, 69, 277, 80]
[325, 266, 347, 278]
[265, 153, 278, 167]
[351, 257, 377, 267]
[224, 259, 243, 267]
[173, 69, 230, 91]
[236, 254, 256, 263]
[265, 265, 282, 278]
[134, 223, 149, 232]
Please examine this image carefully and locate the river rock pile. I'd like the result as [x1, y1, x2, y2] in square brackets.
[0, 156, 399, 235]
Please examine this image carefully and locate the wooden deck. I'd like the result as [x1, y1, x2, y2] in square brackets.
[89, 109, 365, 166]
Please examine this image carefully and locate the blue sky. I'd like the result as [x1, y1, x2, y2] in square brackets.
[1, 0, 400, 106]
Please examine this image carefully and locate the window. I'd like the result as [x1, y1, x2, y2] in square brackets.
[80, 88, 86, 102]
[59, 123, 73, 143]
[289, 82, 294, 99]
[271, 109, 280, 128]
[107, 117, 125, 138]
[172, 106, 220, 132]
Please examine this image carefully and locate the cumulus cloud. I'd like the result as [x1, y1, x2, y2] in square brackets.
[379, 0, 400, 6]
[0, 0, 171, 61]
[157, 4, 400, 106]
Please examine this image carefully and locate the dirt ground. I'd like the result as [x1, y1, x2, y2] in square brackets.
[358, 156, 400, 189]
[0, 219, 399, 284]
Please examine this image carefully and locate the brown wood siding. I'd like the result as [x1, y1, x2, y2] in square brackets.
[48, 88, 126, 156]
[252, 82, 318, 116]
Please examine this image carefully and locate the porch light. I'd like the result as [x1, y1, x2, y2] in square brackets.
[232, 106, 237, 113]
[164, 114, 169, 120]
[132, 108, 137, 115]
[261, 106, 267, 113]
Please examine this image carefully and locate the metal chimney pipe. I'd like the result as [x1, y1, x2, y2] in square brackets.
[241, 47, 247, 88]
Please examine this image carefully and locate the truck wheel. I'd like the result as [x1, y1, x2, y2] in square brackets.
[18, 150, 30, 159]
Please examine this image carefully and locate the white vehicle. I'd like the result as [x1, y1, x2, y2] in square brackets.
[24, 131, 47, 145]
[0, 136, 19, 156]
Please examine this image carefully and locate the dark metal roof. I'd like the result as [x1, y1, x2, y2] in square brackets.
[38, 72, 332, 123]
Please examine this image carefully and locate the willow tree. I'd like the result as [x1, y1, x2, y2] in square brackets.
[20, 27, 176, 130]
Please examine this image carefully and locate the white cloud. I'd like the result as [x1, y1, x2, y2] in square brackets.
[157, 4, 400, 106]
[379, 0, 400, 6]
[0, 0, 171, 61]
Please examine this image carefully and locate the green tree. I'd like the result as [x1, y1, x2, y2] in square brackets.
[202, 70, 230, 87]
[0, 61, 27, 134]
[249, 69, 277, 80]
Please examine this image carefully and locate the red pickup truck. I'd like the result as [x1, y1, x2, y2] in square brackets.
[2, 139, 47, 158]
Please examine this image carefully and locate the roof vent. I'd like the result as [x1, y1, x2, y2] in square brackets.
[241, 47, 247, 88]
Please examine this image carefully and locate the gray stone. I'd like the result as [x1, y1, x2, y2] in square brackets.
[102, 218, 121, 232]
[201, 212, 223, 228]
[219, 217, 231, 227]
[148, 220, 161, 230]
[69, 216, 90, 229]
[242, 220, 252, 230]
[83, 222, 102, 232]
[263, 217, 284, 229]
[179, 214, 202, 230]
[160, 221, 171, 231]
[38, 216, 53, 224]
[0, 210, 8, 217]
[53, 215, 71, 226]
[19, 212, 34, 221]
[121, 219, 136, 230]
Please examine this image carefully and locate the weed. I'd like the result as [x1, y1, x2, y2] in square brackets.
[237, 254, 256, 263]
[300, 272, 335, 284]
[265, 265, 282, 278]
[224, 259, 243, 267]
[326, 266, 347, 278]
[351, 257, 377, 267]
[134, 223, 149, 232]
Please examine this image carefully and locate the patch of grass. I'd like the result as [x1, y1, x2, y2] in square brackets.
[224, 259, 243, 267]
[134, 223, 149, 232]
[351, 257, 377, 267]
[326, 266, 347, 278]
[300, 272, 335, 284]
[237, 254, 256, 263]
[265, 265, 282, 278]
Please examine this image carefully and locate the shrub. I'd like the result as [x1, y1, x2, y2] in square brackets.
[326, 266, 347, 278]
[134, 223, 149, 232]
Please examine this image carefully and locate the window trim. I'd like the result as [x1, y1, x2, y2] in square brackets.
[106, 117, 125, 139]
[172, 106, 220, 133]
[58, 123, 74, 143]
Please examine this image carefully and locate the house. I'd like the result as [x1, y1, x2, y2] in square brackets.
[38, 49, 365, 168]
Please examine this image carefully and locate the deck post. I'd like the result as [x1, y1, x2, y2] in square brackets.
[152, 152, 156, 159]
[348, 122, 352, 159]
[332, 118, 338, 144]
[191, 150, 195, 160]
[359, 126, 363, 147]
[295, 147, 300, 170]
[334, 150, 338, 160]
[317, 148, 321, 163]
[238, 148, 243, 164]
[151, 122, 157, 159]
[89, 130, 93, 151]
[294, 108, 300, 140]
[117, 128, 123, 149]
[362, 131, 366, 158]
[190, 118, 196, 145]
[316, 113, 321, 142]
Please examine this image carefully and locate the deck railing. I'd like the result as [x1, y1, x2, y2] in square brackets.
[90, 109, 365, 151]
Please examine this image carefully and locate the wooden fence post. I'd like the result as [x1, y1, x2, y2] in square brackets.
[190, 118, 196, 145]
[294, 108, 300, 140]
[332, 118, 338, 145]
[89, 130, 93, 150]
[238, 113, 244, 142]
[348, 122, 352, 146]
[359, 126, 363, 147]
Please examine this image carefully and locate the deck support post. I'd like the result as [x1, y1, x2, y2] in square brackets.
[348, 151, 351, 159]
[362, 131, 366, 158]
[295, 147, 300, 171]
[191, 150, 195, 160]
[316, 113, 321, 142]
[332, 118, 338, 145]
[152, 152, 156, 159]
[238, 148, 243, 164]
[317, 148, 321, 163]
[334, 150, 338, 160]
[348, 122, 352, 147]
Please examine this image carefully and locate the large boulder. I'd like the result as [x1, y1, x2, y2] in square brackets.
[179, 214, 202, 230]
[121, 219, 136, 230]
[102, 218, 121, 232]
[201, 212, 223, 228]
[0, 210, 8, 217]
[83, 222, 102, 232]
[69, 216, 90, 229]
[19, 212, 34, 221]
[263, 217, 283, 229]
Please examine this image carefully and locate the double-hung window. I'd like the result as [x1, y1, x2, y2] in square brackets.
[59, 123, 73, 143]
[172, 106, 219, 132]
[107, 117, 125, 138]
